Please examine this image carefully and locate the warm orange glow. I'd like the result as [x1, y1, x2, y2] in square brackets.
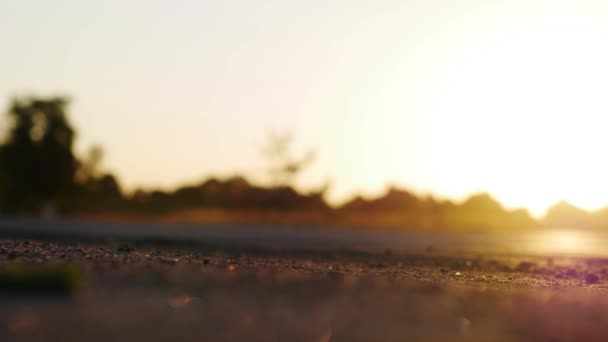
[529, 230, 600, 255]
[4, 1, 608, 217]
[362, 6, 608, 216]
[544, 230, 586, 253]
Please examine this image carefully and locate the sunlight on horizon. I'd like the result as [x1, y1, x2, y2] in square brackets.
[3, 1, 608, 217]
[526, 229, 608, 256]
[416, 7, 608, 217]
[339, 3, 608, 217]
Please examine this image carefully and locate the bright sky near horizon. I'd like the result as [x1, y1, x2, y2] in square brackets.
[2, 0, 608, 216]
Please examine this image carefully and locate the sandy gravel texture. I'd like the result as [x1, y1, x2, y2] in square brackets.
[2, 239, 608, 341]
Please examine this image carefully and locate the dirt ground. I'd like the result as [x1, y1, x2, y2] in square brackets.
[1, 239, 608, 341]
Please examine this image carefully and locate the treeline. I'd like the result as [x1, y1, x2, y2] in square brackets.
[72, 177, 328, 214]
[0, 96, 327, 216]
[337, 189, 537, 231]
[0, 96, 602, 232]
[71, 174, 539, 232]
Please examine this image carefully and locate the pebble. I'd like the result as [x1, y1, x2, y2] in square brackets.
[516, 261, 535, 273]
[161, 257, 179, 265]
[586, 273, 600, 284]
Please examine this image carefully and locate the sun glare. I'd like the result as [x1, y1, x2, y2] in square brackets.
[530, 229, 598, 255]
[544, 230, 586, 254]
[404, 8, 608, 216]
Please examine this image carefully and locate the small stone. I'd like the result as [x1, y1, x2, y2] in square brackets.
[516, 261, 535, 273]
[450, 260, 463, 270]
[161, 257, 179, 265]
[586, 273, 600, 284]
[117, 243, 134, 253]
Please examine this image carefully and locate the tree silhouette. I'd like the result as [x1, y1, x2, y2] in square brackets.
[67, 144, 126, 212]
[0, 97, 77, 214]
[261, 131, 315, 188]
[78, 145, 104, 182]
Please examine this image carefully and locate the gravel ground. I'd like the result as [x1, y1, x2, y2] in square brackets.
[2, 239, 608, 341]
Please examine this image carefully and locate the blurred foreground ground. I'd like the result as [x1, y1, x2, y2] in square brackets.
[2, 238, 608, 341]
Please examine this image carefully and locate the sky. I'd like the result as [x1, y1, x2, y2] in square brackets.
[2, 0, 608, 216]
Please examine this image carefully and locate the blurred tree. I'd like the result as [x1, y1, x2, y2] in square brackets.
[67, 144, 124, 213]
[261, 131, 315, 187]
[0, 97, 77, 214]
[80, 145, 104, 182]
